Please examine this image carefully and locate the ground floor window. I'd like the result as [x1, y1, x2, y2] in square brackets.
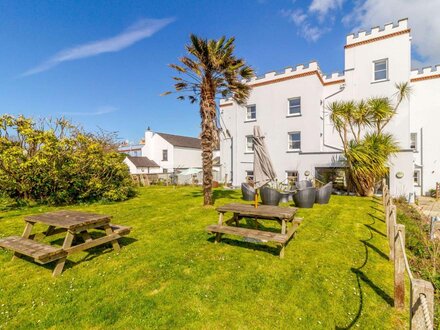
[286, 170, 298, 186]
[413, 170, 421, 186]
[246, 170, 254, 183]
[315, 167, 349, 192]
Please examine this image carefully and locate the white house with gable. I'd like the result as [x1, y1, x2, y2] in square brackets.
[219, 18, 440, 198]
[120, 128, 221, 175]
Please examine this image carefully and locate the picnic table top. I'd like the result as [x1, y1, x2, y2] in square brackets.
[216, 203, 297, 219]
[25, 210, 112, 230]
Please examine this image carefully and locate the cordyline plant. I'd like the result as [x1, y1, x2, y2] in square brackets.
[328, 82, 411, 196]
[164, 34, 254, 205]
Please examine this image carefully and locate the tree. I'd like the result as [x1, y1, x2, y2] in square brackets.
[328, 82, 411, 196]
[0, 115, 134, 205]
[164, 35, 254, 205]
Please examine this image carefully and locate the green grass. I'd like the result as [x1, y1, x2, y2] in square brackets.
[0, 187, 406, 329]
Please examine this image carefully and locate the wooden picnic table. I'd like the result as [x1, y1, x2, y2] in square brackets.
[0, 210, 131, 276]
[206, 203, 302, 258]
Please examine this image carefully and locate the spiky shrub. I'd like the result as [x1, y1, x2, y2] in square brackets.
[164, 35, 254, 205]
[0, 115, 135, 205]
[328, 82, 411, 196]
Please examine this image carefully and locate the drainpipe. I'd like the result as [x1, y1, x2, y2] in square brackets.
[322, 84, 346, 151]
[420, 127, 424, 195]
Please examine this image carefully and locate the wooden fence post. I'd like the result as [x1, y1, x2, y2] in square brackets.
[389, 205, 396, 260]
[394, 224, 405, 309]
[410, 279, 434, 330]
[385, 196, 391, 237]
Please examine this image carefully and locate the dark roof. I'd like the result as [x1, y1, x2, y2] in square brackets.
[157, 132, 220, 150]
[127, 156, 159, 168]
[157, 132, 201, 149]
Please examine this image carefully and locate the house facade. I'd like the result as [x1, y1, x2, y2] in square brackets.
[219, 18, 440, 198]
[120, 129, 221, 175]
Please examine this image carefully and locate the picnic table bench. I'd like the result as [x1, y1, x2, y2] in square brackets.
[206, 203, 302, 258]
[0, 210, 131, 276]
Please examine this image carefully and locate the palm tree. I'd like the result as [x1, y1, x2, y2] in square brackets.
[164, 35, 254, 205]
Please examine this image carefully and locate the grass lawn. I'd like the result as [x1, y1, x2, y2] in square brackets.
[0, 187, 406, 329]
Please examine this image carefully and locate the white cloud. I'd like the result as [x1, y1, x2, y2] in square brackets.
[282, 1, 342, 42]
[343, 0, 440, 67]
[61, 106, 117, 116]
[22, 18, 174, 76]
[309, 0, 344, 18]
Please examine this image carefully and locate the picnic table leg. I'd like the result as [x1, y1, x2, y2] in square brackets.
[215, 213, 224, 243]
[53, 231, 75, 276]
[280, 219, 287, 259]
[103, 224, 121, 252]
[80, 231, 93, 242]
[44, 225, 56, 237]
[234, 213, 239, 226]
[12, 221, 35, 260]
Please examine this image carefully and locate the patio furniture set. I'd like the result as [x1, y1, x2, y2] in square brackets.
[0, 210, 131, 276]
[241, 180, 333, 208]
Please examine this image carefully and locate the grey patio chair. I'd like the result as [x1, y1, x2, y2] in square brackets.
[295, 180, 313, 190]
[315, 182, 333, 204]
[292, 187, 316, 208]
[241, 183, 256, 201]
[260, 186, 281, 206]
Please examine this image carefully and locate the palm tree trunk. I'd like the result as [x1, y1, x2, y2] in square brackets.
[200, 79, 216, 205]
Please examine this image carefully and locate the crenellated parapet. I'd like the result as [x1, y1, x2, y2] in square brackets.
[345, 18, 410, 49]
[410, 65, 440, 82]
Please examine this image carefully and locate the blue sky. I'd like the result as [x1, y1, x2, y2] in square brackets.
[1, 0, 439, 143]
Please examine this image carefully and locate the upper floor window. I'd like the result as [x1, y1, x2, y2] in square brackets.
[288, 132, 301, 151]
[245, 136, 254, 153]
[288, 97, 301, 116]
[410, 133, 417, 151]
[373, 59, 388, 81]
[246, 105, 256, 121]
[162, 149, 168, 161]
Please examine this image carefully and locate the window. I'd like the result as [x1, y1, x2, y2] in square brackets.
[288, 97, 301, 116]
[246, 170, 254, 182]
[373, 59, 388, 81]
[162, 149, 168, 161]
[245, 136, 254, 152]
[410, 133, 417, 150]
[246, 105, 256, 121]
[286, 170, 298, 185]
[163, 168, 168, 174]
[288, 132, 301, 151]
[413, 170, 421, 186]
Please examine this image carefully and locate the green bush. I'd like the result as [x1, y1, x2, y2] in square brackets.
[0, 115, 135, 205]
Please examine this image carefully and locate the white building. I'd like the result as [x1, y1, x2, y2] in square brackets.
[219, 18, 440, 198]
[120, 129, 221, 175]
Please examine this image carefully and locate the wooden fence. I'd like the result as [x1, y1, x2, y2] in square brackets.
[436, 182, 440, 199]
[382, 179, 435, 329]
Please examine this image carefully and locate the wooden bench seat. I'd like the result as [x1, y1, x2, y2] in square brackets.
[109, 224, 132, 236]
[0, 236, 67, 264]
[206, 225, 289, 244]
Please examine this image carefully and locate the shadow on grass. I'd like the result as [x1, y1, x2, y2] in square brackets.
[367, 212, 385, 223]
[207, 236, 280, 256]
[335, 202, 392, 329]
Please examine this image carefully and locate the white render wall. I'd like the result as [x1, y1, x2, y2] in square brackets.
[220, 18, 440, 198]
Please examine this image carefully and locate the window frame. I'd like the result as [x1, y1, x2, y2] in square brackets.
[373, 58, 388, 82]
[245, 105, 257, 122]
[245, 135, 254, 153]
[410, 132, 417, 151]
[287, 97, 301, 117]
[162, 149, 168, 161]
[287, 131, 301, 151]
[413, 170, 421, 187]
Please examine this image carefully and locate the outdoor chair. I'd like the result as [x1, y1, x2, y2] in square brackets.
[241, 183, 256, 201]
[292, 187, 316, 208]
[260, 186, 281, 206]
[295, 180, 313, 190]
[315, 182, 333, 204]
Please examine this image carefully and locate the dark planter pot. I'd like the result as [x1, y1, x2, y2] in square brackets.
[260, 186, 281, 206]
[293, 187, 316, 208]
[241, 183, 256, 201]
[279, 192, 290, 203]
